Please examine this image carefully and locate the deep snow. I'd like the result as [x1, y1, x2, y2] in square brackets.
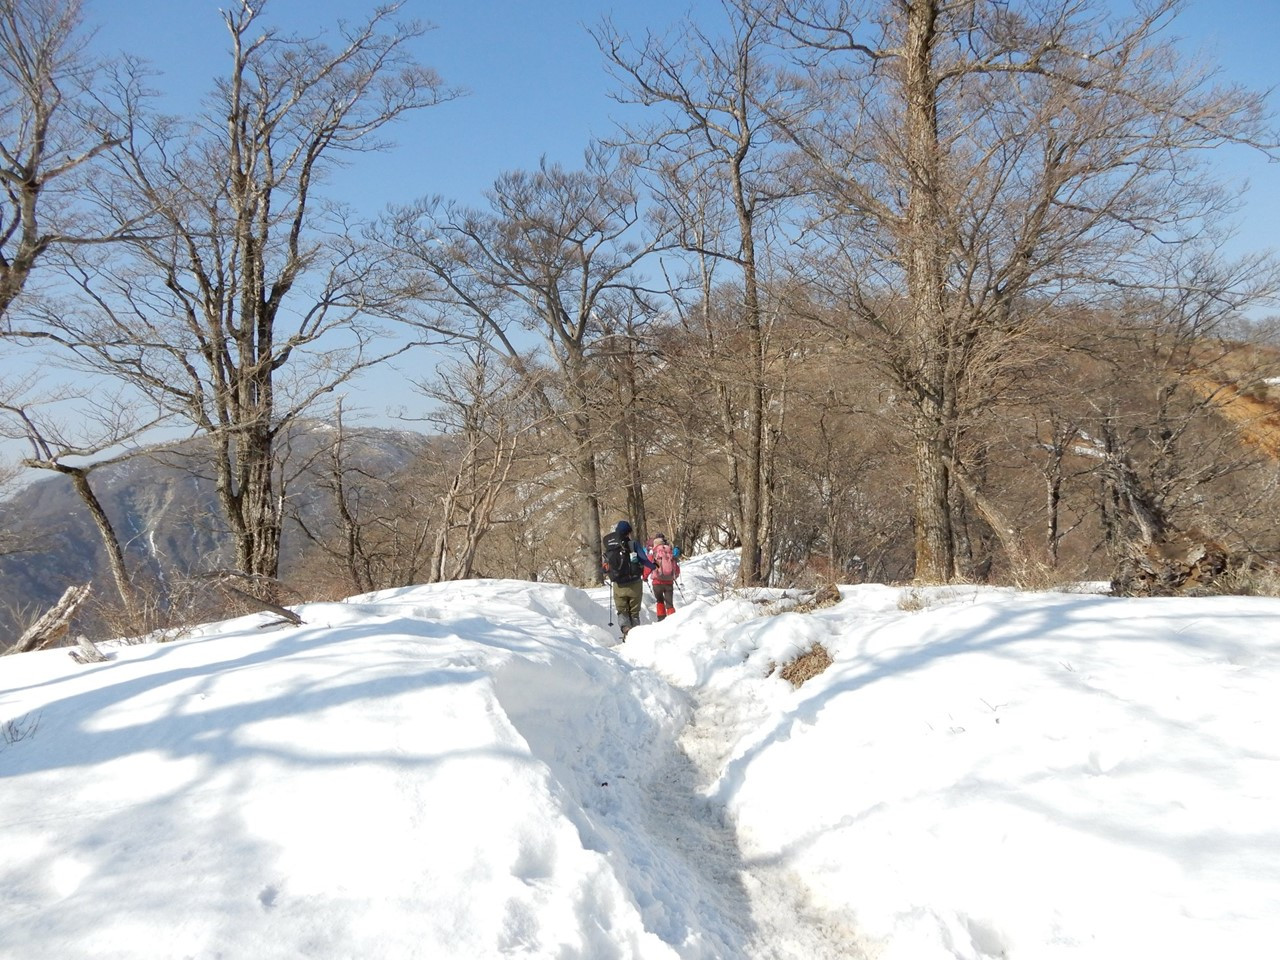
[2, 550, 1278, 958]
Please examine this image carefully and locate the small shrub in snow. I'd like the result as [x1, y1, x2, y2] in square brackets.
[3, 712, 41, 745]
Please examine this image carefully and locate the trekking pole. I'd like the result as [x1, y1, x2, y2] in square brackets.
[607, 581, 614, 627]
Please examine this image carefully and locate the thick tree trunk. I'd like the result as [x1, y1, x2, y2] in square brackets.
[216, 423, 283, 593]
[913, 414, 955, 582]
[902, 0, 955, 583]
[563, 345, 605, 585]
[241, 425, 282, 582]
[572, 418, 604, 585]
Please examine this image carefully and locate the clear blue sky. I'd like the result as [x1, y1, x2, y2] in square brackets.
[89, 0, 704, 217]
[85, 0, 1280, 253]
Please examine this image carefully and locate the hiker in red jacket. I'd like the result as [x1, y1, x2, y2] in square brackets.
[643, 532, 681, 621]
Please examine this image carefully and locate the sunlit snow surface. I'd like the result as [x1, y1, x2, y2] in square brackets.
[2, 552, 1277, 959]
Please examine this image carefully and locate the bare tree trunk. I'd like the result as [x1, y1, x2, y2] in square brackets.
[715, 381, 746, 544]
[564, 342, 606, 583]
[66, 468, 136, 617]
[570, 411, 605, 583]
[949, 455, 1033, 579]
[323, 413, 375, 594]
[1041, 420, 1076, 568]
[8, 430, 139, 618]
[429, 473, 460, 584]
[738, 224, 767, 585]
[759, 343, 791, 585]
[621, 365, 648, 538]
[241, 427, 284, 583]
[912, 415, 955, 581]
[7, 584, 92, 655]
[902, 0, 956, 582]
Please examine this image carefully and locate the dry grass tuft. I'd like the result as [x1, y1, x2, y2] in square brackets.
[897, 588, 928, 611]
[778, 642, 833, 688]
[1009, 559, 1076, 592]
[1200, 559, 1280, 597]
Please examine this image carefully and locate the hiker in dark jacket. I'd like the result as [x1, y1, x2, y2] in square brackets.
[642, 532, 681, 621]
[601, 520, 651, 637]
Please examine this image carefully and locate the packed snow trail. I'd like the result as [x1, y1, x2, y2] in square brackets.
[609, 553, 889, 959]
[658, 692, 872, 959]
[577, 558, 873, 959]
[495, 646, 870, 960]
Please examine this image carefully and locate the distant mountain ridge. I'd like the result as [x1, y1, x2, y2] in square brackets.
[0, 424, 430, 646]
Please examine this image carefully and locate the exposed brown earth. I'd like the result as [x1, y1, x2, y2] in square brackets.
[1190, 376, 1280, 461]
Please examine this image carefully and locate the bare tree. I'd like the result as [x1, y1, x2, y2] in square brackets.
[419, 346, 537, 582]
[772, 0, 1277, 582]
[0, 386, 174, 616]
[1078, 254, 1280, 590]
[291, 400, 432, 595]
[596, 0, 806, 584]
[13, 1, 457, 593]
[0, 0, 136, 320]
[387, 147, 664, 584]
